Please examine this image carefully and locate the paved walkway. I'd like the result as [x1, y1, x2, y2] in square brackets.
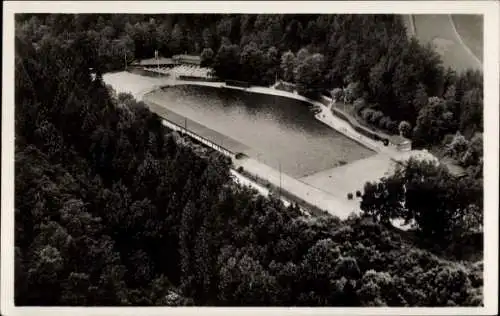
[300, 153, 397, 199]
[230, 169, 312, 218]
[233, 156, 360, 218]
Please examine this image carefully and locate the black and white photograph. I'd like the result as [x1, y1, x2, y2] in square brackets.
[2, 1, 499, 315]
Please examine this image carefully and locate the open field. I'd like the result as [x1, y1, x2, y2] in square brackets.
[104, 71, 171, 100]
[408, 14, 482, 72]
[451, 14, 483, 63]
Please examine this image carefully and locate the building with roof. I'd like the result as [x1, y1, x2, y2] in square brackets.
[132, 57, 176, 67]
[172, 54, 202, 66]
[132, 54, 202, 68]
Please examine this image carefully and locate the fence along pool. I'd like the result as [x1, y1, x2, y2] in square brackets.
[161, 118, 235, 158]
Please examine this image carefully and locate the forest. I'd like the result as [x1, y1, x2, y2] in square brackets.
[14, 14, 483, 306]
[15, 13, 483, 147]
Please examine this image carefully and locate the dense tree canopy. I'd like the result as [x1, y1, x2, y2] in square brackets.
[360, 157, 483, 260]
[16, 13, 483, 147]
[14, 14, 483, 307]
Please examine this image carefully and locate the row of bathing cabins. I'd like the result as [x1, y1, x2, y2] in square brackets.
[132, 54, 216, 80]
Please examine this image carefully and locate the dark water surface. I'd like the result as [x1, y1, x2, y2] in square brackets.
[147, 85, 375, 178]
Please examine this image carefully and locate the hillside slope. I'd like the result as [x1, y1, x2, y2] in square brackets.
[405, 14, 482, 72]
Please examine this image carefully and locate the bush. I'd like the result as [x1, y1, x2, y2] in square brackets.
[387, 120, 398, 134]
[235, 152, 246, 159]
[347, 193, 354, 200]
[353, 98, 366, 113]
[442, 133, 455, 146]
[384, 118, 393, 131]
[237, 166, 244, 172]
[356, 190, 362, 197]
[200, 47, 215, 67]
[379, 116, 390, 129]
[370, 111, 384, 125]
[361, 108, 376, 122]
[345, 81, 362, 102]
[398, 121, 412, 137]
[331, 88, 343, 101]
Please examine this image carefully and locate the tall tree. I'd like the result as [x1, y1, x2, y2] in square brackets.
[280, 51, 296, 83]
[294, 53, 326, 97]
[213, 44, 241, 80]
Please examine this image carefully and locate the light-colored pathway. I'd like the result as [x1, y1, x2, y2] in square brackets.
[233, 156, 360, 218]
[300, 153, 397, 199]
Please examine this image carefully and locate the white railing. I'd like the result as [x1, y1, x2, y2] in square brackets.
[161, 119, 234, 158]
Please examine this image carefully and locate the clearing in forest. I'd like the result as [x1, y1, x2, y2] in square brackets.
[407, 14, 482, 72]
